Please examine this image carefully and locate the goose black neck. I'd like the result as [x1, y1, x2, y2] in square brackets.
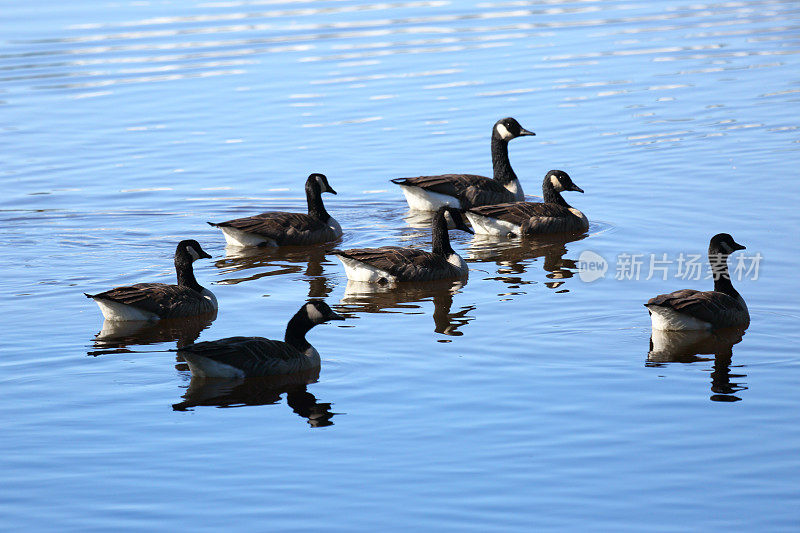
[285, 310, 313, 352]
[306, 180, 330, 221]
[491, 136, 517, 186]
[542, 177, 570, 207]
[709, 251, 740, 299]
[175, 254, 204, 293]
[431, 211, 455, 257]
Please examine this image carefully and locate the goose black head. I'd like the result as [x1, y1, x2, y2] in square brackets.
[545, 170, 584, 194]
[493, 117, 535, 142]
[303, 300, 345, 324]
[177, 239, 212, 262]
[307, 173, 337, 195]
[709, 233, 746, 256]
[441, 207, 474, 234]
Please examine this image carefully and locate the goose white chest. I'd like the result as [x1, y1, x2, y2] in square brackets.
[397, 184, 462, 211]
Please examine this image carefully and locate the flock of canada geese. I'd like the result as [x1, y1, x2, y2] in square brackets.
[86, 117, 750, 380]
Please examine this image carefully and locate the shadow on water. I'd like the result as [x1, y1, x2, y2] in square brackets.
[213, 243, 335, 298]
[467, 233, 587, 293]
[647, 327, 748, 402]
[172, 368, 337, 427]
[87, 311, 217, 355]
[338, 279, 474, 339]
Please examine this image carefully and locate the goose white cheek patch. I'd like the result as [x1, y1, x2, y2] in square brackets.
[549, 174, 564, 192]
[306, 304, 324, 322]
[495, 123, 513, 140]
[187, 246, 200, 261]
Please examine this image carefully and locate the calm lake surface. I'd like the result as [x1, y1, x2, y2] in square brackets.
[2, 0, 799, 530]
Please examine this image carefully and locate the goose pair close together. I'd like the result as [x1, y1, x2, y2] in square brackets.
[85, 247, 344, 380]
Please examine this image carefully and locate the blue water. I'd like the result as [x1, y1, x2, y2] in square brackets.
[2, 0, 800, 530]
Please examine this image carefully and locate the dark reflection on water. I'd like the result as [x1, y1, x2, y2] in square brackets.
[173, 369, 337, 427]
[87, 312, 217, 355]
[339, 279, 473, 339]
[214, 243, 335, 298]
[467, 233, 587, 293]
[647, 327, 748, 402]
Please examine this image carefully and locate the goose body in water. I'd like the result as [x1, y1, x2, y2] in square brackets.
[85, 240, 217, 321]
[208, 173, 342, 247]
[391, 118, 535, 210]
[465, 170, 588, 237]
[178, 300, 344, 378]
[332, 207, 473, 283]
[645, 233, 750, 331]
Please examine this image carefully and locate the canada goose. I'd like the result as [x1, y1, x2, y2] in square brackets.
[465, 170, 588, 237]
[332, 206, 474, 283]
[391, 117, 535, 210]
[178, 300, 344, 378]
[208, 173, 341, 247]
[645, 233, 749, 331]
[85, 240, 217, 322]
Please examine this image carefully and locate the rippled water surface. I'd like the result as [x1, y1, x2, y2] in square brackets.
[2, 0, 800, 530]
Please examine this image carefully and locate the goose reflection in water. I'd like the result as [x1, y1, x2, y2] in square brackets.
[467, 233, 586, 293]
[214, 242, 334, 298]
[647, 327, 748, 402]
[173, 368, 337, 427]
[339, 279, 474, 338]
[88, 311, 217, 356]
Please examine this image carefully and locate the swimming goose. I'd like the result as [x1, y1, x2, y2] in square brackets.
[332, 206, 473, 283]
[177, 300, 344, 378]
[645, 233, 749, 331]
[85, 240, 217, 321]
[208, 173, 342, 247]
[391, 117, 535, 210]
[465, 170, 588, 237]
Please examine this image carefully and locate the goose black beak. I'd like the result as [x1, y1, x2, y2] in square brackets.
[733, 242, 746, 251]
[327, 311, 345, 321]
[326, 186, 338, 195]
[201, 251, 213, 259]
[570, 184, 584, 193]
[462, 226, 475, 235]
[518, 128, 535, 137]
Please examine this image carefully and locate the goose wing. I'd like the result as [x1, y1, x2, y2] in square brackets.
[335, 246, 461, 282]
[469, 202, 583, 234]
[392, 174, 514, 208]
[646, 289, 747, 328]
[470, 201, 571, 222]
[212, 212, 332, 245]
[180, 336, 309, 375]
[88, 283, 215, 318]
